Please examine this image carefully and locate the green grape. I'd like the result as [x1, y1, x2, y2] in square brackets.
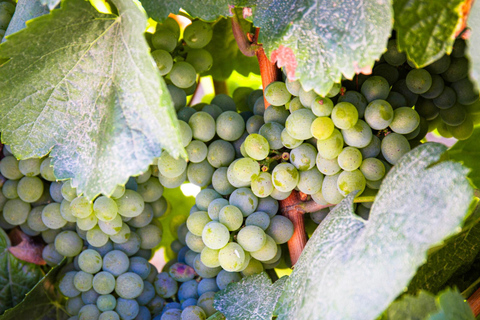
[451, 77, 479, 105]
[181, 305, 207, 320]
[285, 79, 301, 96]
[390, 107, 420, 134]
[286, 97, 304, 112]
[207, 198, 229, 221]
[87, 225, 110, 247]
[251, 172, 274, 198]
[103, 250, 129, 277]
[415, 97, 440, 120]
[316, 153, 341, 176]
[74, 271, 94, 292]
[78, 249, 103, 274]
[2, 179, 18, 199]
[17, 176, 44, 203]
[298, 88, 317, 108]
[441, 57, 468, 82]
[229, 187, 258, 216]
[151, 50, 173, 75]
[111, 185, 125, 199]
[185, 48, 213, 73]
[439, 103, 467, 126]
[331, 102, 358, 129]
[421, 74, 445, 99]
[290, 143, 317, 171]
[115, 272, 144, 299]
[265, 216, 294, 244]
[193, 253, 221, 278]
[253, 97, 266, 116]
[216, 111, 245, 141]
[361, 76, 390, 102]
[246, 115, 265, 134]
[373, 63, 399, 86]
[231, 157, 260, 183]
[137, 224, 162, 249]
[433, 86, 456, 109]
[55, 230, 83, 257]
[218, 242, 245, 272]
[137, 177, 163, 203]
[297, 168, 323, 195]
[49, 182, 63, 203]
[188, 111, 216, 142]
[310, 116, 334, 140]
[187, 211, 211, 236]
[66, 296, 84, 315]
[381, 133, 411, 165]
[270, 188, 291, 201]
[341, 119, 373, 148]
[285, 109, 316, 140]
[360, 135, 380, 159]
[201, 247, 220, 268]
[170, 62, 196, 89]
[364, 100, 394, 130]
[3, 198, 29, 225]
[177, 108, 196, 123]
[114, 190, 144, 218]
[98, 214, 122, 235]
[177, 121, 193, 149]
[212, 167, 235, 195]
[321, 173, 344, 204]
[216, 270, 242, 290]
[70, 196, 93, 219]
[159, 17, 180, 38]
[337, 147, 363, 172]
[218, 205, 243, 231]
[152, 29, 177, 52]
[391, 79, 418, 107]
[250, 235, 277, 262]
[406, 69, 432, 94]
[127, 204, 154, 228]
[207, 140, 235, 168]
[311, 96, 334, 117]
[187, 160, 214, 187]
[41, 202, 66, 229]
[167, 85, 187, 111]
[202, 221, 229, 250]
[202, 104, 222, 120]
[256, 197, 278, 218]
[185, 140, 207, 164]
[61, 180, 77, 202]
[338, 91, 368, 118]
[59, 271, 81, 298]
[436, 121, 453, 138]
[264, 105, 290, 125]
[94, 196, 118, 222]
[383, 39, 406, 66]
[316, 129, 344, 160]
[186, 231, 205, 253]
[116, 298, 139, 320]
[27, 206, 48, 232]
[386, 91, 407, 110]
[244, 134, 269, 160]
[447, 117, 474, 140]
[426, 54, 451, 74]
[359, 158, 385, 181]
[39, 157, 55, 181]
[184, 21, 213, 49]
[77, 213, 98, 231]
[327, 83, 341, 97]
[211, 94, 236, 112]
[97, 294, 116, 312]
[241, 258, 264, 277]
[0, 156, 23, 180]
[271, 163, 299, 193]
[281, 128, 302, 149]
[93, 271, 116, 295]
[264, 81, 291, 106]
[234, 86, 254, 112]
[18, 158, 41, 177]
[259, 122, 284, 150]
[337, 169, 366, 197]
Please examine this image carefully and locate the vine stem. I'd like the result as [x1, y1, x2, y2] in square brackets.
[280, 191, 308, 266]
[468, 286, 480, 317]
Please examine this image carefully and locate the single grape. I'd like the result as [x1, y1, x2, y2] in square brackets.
[0, 156, 23, 180]
[27, 206, 49, 232]
[316, 129, 344, 160]
[316, 153, 341, 176]
[246, 115, 265, 134]
[389, 107, 420, 134]
[207, 140, 235, 168]
[391, 79, 419, 107]
[152, 29, 177, 52]
[187, 160, 214, 187]
[55, 230, 83, 257]
[18, 158, 41, 177]
[264, 81, 291, 106]
[298, 88, 317, 108]
[115, 190, 144, 218]
[2, 179, 18, 199]
[229, 187, 258, 216]
[441, 57, 468, 82]
[188, 112, 216, 143]
[386, 91, 407, 110]
[426, 54, 451, 74]
[250, 235, 277, 262]
[364, 100, 394, 130]
[197, 292, 216, 317]
[187, 211, 211, 236]
[61, 180, 77, 202]
[251, 172, 274, 198]
[381, 133, 411, 165]
[41, 202, 66, 229]
[218, 242, 245, 272]
[78, 249, 103, 274]
[406, 69, 432, 94]
[70, 196, 94, 219]
[297, 168, 323, 195]
[337, 147, 363, 171]
[115, 298, 139, 320]
[290, 143, 317, 171]
[137, 224, 162, 249]
[451, 77, 479, 105]
[285, 109, 316, 140]
[433, 86, 457, 109]
[360, 158, 386, 181]
[167, 85, 187, 111]
[200, 247, 220, 268]
[87, 225, 110, 247]
[337, 169, 366, 197]
[447, 117, 474, 140]
[201, 221, 229, 250]
[216, 111, 245, 141]
[373, 63, 399, 86]
[244, 134, 270, 160]
[415, 97, 440, 120]
[218, 205, 243, 231]
[186, 48, 213, 73]
[151, 50, 173, 75]
[360, 135, 381, 159]
[137, 177, 163, 203]
[281, 128, 302, 149]
[59, 271, 81, 298]
[311, 96, 334, 117]
[115, 272, 144, 299]
[439, 103, 467, 126]
[341, 120, 372, 149]
[322, 173, 344, 204]
[184, 21, 213, 48]
[74, 271, 94, 292]
[311, 116, 335, 140]
[154, 272, 178, 298]
[361, 76, 390, 102]
[383, 39, 406, 66]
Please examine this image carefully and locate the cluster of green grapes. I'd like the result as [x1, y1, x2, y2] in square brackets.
[0, 1, 14, 41]
[349, 37, 479, 140]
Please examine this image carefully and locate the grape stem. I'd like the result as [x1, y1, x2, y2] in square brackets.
[231, 10, 258, 57]
[468, 286, 480, 317]
[280, 191, 308, 266]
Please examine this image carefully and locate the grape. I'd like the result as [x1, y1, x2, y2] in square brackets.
[136, 281, 155, 306]
[359, 135, 380, 159]
[17, 158, 40, 177]
[414, 97, 440, 120]
[246, 115, 265, 135]
[102, 250, 129, 277]
[137, 177, 163, 203]
[447, 117, 474, 140]
[211, 94, 236, 112]
[113, 232, 141, 257]
[286, 97, 303, 112]
[128, 204, 154, 228]
[298, 88, 317, 108]
[331, 102, 358, 129]
[216, 111, 245, 141]
[181, 305, 206, 320]
[337, 169, 366, 197]
[432, 86, 456, 110]
[74, 271, 94, 292]
[419, 74, 444, 100]
[115, 298, 139, 320]
[285, 79, 301, 96]
[310, 96, 333, 117]
[290, 143, 317, 171]
[271, 163, 299, 193]
[61, 180, 77, 202]
[229, 187, 258, 216]
[237, 225, 266, 252]
[48, 182, 63, 203]
[281, 128, 302, 149]
[386, 91, 407, 110]
[37, 158, 54, 182]
[231, 158, 260, 185]
[78, 249, 102, 274]
[315, 153, 340, 175]
[390, 107, 420, 134]
[97, 214, 121, 235]
[70, 196, 93, 219]
[137, 224, 162, 249]
[197, 278, 219, 296]
[115, 190, 144, 218]
[251, 172, 274, 198]
[150, 197, 168, 219]
[197, 292, 216, 317]
[109, 186, 125, 200]
[244, 211, 270, 230]
[423, 51, 450, 73]
[0, 156, 23, 180]
[207, 140, 235, 168]
[391, 79, 418, 107]
[439, 103, 467, 126]
[253, 97, 266, 116]
[254, 197, 277, 219]
[154, 272, 178, 298]
[115, 272, 144, 299]
[381, 133, 411, 165]
[188, 112, 216, 144]
[151, 50, 173, 75]
[259, 122, 284, 150]
[40, 202, 65, 228]
[152, 29, 177, 52]
[187, 160, 214, 187]
[250, 234, 277, 262]
[187, 211, 211, 236]
[214, 271, 241, 292]
[60, 272, 81, 297]
[218, 205, 243, 231]
[451, 77, 479, 105]
[66, 296, 85, 316]
[373, 63, 399, 86]
[310, 116, 334, 141]
[364, 99, 394, 130]
[96, 294, 116, 312]
[285, 109, 316, 140]
[78, 304, 101, 320]
[42, 243, 63, 266]
[359, 158, 385, 181]
[337, 147, 363, 172]
[244, 133, 269, 160]
[321, 173, 344, 204]
[270, 188, 291, 201]
[202, 104, 222, 120]
[406, 69, 432, 94]
[2, 179, 18, 199]
[383, 39, 406, 66]
[361, 76, 390, 102]
[55, 231, 83, 257]
[340, 121, 372, 150]
[87, 226, 110, 247]
[201, 221, 229, 250]
[218, 242, 245, 271]
[167, 86, 187, 112]
[186, 49, 213, 73]
[207, 198, 228, 221]
[185, 141, 207, 164]
[264, 215, 293, 244]
[184, 21, 212, 48]
[441, 57, 468, 82]
[93, 196, 118, 222]
[200, 247, 220, 268]
[264, 105, 289, 127]
[77, 213, 98, 231]
[297, 168, 323, 195]
[185, 231, 205, 253]
[27, 206, 48, 232]
[316, 129, 344, 160]
[263, 81, 291, 106]
[177, 279, 199, 302]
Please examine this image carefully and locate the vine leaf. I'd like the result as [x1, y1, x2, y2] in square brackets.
[204, 17, 259, 81]
[393, 0, 466, 68]
[7, 228, 46, 265]
[214, 272, 287, 320]
[382, 289, 475, 320]
[0, 258, 68, 320]
[0, 228, 44, 314]
[449, 128, 480, 188]
[274, 143, 473, 320]
[0, 0, 185, 200]
[467, 0, 480, 90]
[3, 0, 49, 42]
[140, 0, 232, 22]
[250, 0, 392, 96]
[40, 0, 60, 10]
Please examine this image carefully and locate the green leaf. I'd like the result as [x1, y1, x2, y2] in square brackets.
[214, 272, 287, 320]
[140, 0, 231, 22]
[449, 128, 480, 188]
[384, 289, 475, 320]
[0, 258, 68, 320]
[393, 0, 465, 67]
[206, 312, 226, 320]
[275, 143, 473, 320]
[467, 0, 480, 92]
[3, 0, 49, 41]
[0, 228, 44, 314]
[252, 0, 392, 96]
[204, 17, 259, 81]
[0, 0, 185, 200]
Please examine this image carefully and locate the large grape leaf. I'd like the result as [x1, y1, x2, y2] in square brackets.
[467, 0, 480, 92]
[0, 228, 44, 314]
[0, 258, 67, 320]
[3, 0, 49, 41]
[393, 0, 465, 68]
[250, 0, 392, 96]
[140, 0, 232, 22]
[274, 143, 473, 319]
[204, 17, 259, 81]
[214, 272, 287, 320]
[0, 0, 185, 200]
[449, 128, 480, 188]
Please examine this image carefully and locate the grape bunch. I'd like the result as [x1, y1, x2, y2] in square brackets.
[0, 0, 14, 41]
[347, 37, 479, 141]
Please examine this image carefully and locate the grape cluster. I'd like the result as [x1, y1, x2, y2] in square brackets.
[349, 37, 479, 141]
[0, 1, 14, 41]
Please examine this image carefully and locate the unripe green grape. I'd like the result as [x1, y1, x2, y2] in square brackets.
[270, 188, 291, 200]
[264, 105, 289, 125]
[441, 57, 469, 82]
[381, 133, 411, 165]
[0, 156, 23, 180]
[337, 147, 362, 172]
[281, 128, 302, 149]
[285, 109, 316, 140]
[152, 29, 177, 52]
[373, 63, 399, 86]
[74, 271, 94, 292]
[297, 168, 323, 195]
[186, 49, 213, 73]
[331, 102, 358, 129]
[311, 96, 334, 117]
[186, 140, 208, 164]
[2, 179, 18, 199]
[42, 202, 67, 229]
[322, 173, 344, 204]
[341, 119, 372, 149]
[361, 76, 390, 102]
[229, 187, 258, 216]
[360, 135, 381, 159]
[421, 74, 444, 99]
[250, 235, 277, 262]
[285, 79, 301, 96]
[188, 111, 215, 142]
[433, 86, 456, 109]
[71, 196, 93, 219]
[259, 122, 284, 150]
[27, 206, 48, 232]
[207, 140, 235, 168]
[202, 221, 229, 250]
[218, 242, 245, 272]
[218, 205, 243, 231]
[316, 153, 341, 176]
[383, 39, 406, 66]
[415, 97, 440, 120]
[61, 180, 77, 202]
[451, 77, 479, 105]
[115, 272, 144, 299]
[97, 294, 116, 312]
[290, 143, 317, 171]
[244, 134, 269, 160]
[98, 214, 122, 235]
[241, 258, 264, 277]
[39, 157, 55, 181]
[138, 224, 162, 249]
[447, 117, 474, 140]
[216, 111, 245, 141]
[170, 62, 197, 89]
[187, 211, 211, 236]
[406, 69, 432, 94]
[87, 226, 110, 247]
[316, 129, 344, 160]
[60, 200, 77, 222]
[311, 116, 334, 140]
[212, 167, 235, 196]
[390, 107, 420, 134]
[17, 176, 44, 203]
[359, 158, 385, 181]
[4, 198, 30, 225]
[298, 88, 317, 108]
[151, 50, 173, 76]
[18, 158, 41, 177]
[251, 172, 274, 198]
[77, 213, 98, 231]
[78, 249, 103, 274]
[184, 21, 213, 49]
[137, 177, 163, 203]
[93, 271, 116, 295]
[202, 104, 222, 120]
[201, 247, 220, 268]
[55, 230, 83, 257]
[231, 157, 260, 183]
[337, 169, 366, 197]
[187, 160, 214, 187]
[439, 103, 467, 126]
[272, 163, 299, 193]
[264, 81, 291, 106]
[93, 196, 118, 222]
[364, 99, 394, 130]
[386, 91, 407, 110]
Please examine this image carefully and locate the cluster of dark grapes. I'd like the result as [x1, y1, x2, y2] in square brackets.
[0, 0, 14, 41]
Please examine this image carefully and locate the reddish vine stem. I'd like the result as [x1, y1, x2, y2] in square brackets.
[468, 286, 480, 316]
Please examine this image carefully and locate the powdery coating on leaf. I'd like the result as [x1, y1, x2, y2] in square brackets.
[271, 45, 297, 80]
[276, 143, 473, 320]
[40, 0, 60, 10]
[3, 0, 49, 42]
[467, 1, 480, 91]
[394, 0, 464, 68]
[0, 0, 185, 200]
[141, 0, 233, 22]
[254, 0, 392, 96]
[214, 272, 287, 320]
